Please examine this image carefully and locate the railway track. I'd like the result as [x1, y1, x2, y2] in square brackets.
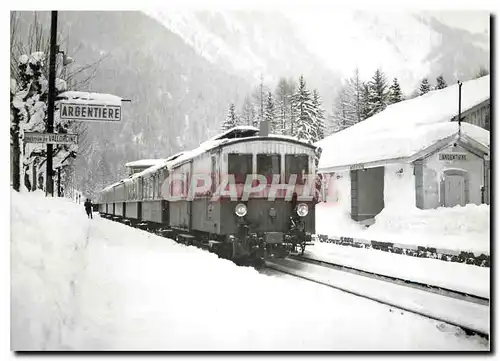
[290, 255, 489, 306]
[265, 257, 489, 340]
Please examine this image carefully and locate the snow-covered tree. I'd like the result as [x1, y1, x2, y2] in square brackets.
[475, 66, 489, 79]
[11, 52, 49, 192]
[388, 77, 403, 104]
[367, 68, 389, 117]
[291, 75, 317, 144]
[333, 69, 364, 127]
[419, 78, 431, 96]
[435, 75, 447, 90]
[329, 88, 348, 134]
[312, 89, 326, 141]
[240, 96, 255, 126]
[274, 77, 295, 135]
[345, 68, 363, 123]
[221, 103, 239, 132]
[359, 82, 372, 121]
[264, 91, 279, 134]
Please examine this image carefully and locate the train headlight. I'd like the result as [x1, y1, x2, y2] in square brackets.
[235, 203, 248, 217]
[296, 203, 309, 217]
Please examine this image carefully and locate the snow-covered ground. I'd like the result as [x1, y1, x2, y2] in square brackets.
[316, 202, 490, 255]
[305, 243, 490, 299]
[10, 191, 488, 350]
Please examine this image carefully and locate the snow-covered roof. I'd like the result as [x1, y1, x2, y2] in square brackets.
[201, 125, 259, 145]
[57, 91, 123, 106]
[318, 75, 490, 172]
[125, 159, 166, 168]
[123, 152, 186, 183]
[101, 180, 124, 193]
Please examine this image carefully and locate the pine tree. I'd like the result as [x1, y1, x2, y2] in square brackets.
[95, 152, 112, 193]
[359, 82, 372, 121]
[312, 89, 326, 141]
[388, 77, 403, 104]
[367, 69, 389, 117]
[274, 77, 295, 135]
[419, 78, 431, 96]
[330, 88, 347, 133]
[251, 79, 268, 128]
[435, 75, 447, 90]
[264, 91, 278, 134]
[240, 96, 255, 126]
[221, 103, 239, 132]
[291, 75, 317, 144]
[345, 68, 363, 123]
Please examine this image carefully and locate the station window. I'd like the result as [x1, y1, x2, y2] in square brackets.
[285, 154, 309, 184]
[257, 154, 281, 183]
[228, 154, 252, 184]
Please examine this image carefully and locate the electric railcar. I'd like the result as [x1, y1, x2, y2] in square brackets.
[96, 126, 320, 262]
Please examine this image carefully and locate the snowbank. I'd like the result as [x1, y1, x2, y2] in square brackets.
[316, 201, 490, 255]
[367, 204, 490, 254]
[315, 202, 365, 235]
[11, 191, 487, 350]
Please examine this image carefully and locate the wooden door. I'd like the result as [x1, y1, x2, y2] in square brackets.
[444, 174, 466, 207]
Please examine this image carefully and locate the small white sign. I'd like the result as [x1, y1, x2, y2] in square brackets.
[24, 132, 78, 145]
[439, 153, 467, 161]
[350, 164, 365, 170]
[60, 102, 121, 122]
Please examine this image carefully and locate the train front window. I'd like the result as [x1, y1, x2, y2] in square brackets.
[257, 154, 280, 183]
[228, 154, 252, 184]
[285, 154, 309, 184]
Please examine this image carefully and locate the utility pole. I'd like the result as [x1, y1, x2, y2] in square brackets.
[46, 11, 58, 197]
[458, 80, 463, 138]
[57, 167, 61, 197]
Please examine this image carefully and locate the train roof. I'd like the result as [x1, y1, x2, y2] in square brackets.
[99, 128, 317, 193]
[122, 151, 186, 182]
[169, 133, 317, 169]
[125, 158, 166, 168]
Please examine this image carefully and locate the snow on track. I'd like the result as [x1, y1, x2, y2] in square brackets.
[266, 257, 489, 335]
[305, 243, 490, 299]
[10, 191, 489, 350]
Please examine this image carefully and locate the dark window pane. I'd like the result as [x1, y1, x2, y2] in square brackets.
[257, 154, 280, 183]
[228, 154, 252, 184]
[285, 154, 309, 184]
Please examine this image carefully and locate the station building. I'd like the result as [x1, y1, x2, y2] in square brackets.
[317, 75, 490, 224]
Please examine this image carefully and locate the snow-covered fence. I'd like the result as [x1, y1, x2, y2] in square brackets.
[316, 235, 490, 268]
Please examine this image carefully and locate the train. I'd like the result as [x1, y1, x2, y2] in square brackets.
[95, 125, 321, 264]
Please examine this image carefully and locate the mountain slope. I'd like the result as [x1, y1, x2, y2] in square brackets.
[149, 10, 489, 95]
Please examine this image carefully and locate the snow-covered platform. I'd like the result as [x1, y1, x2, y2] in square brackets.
[304, 243, 489, 299]
[315, 202, 490, 267]
[11, 191, 489, 350]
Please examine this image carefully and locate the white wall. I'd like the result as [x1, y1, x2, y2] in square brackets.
[383, 163, 416, 210]
[324, 170, 351, 213]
